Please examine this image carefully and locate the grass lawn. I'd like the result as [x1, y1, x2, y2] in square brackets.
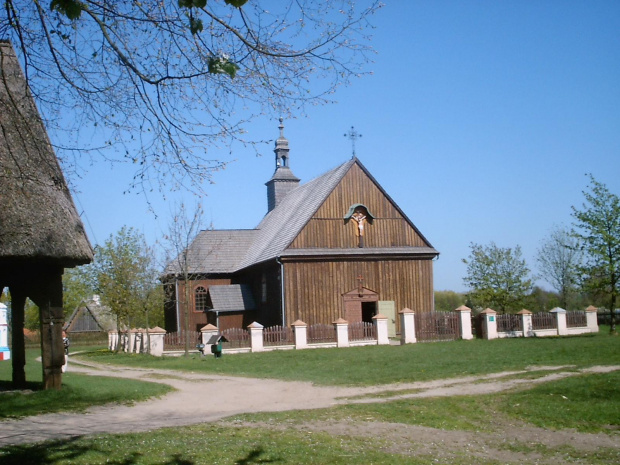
[0, 347, 172, 419]
[81, 328, 620, 386]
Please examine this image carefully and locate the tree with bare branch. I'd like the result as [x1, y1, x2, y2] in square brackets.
[536, 227, 582, 310]
[163, 202, 205, 356]
[1, 1, 381, 193]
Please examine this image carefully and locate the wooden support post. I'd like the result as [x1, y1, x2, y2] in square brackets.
[39, 304, 65, 390]
[10, 289, 27, 388]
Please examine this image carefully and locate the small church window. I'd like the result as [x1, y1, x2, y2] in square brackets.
[195, 286, 208, 313]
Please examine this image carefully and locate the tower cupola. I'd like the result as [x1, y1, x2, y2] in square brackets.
[265, 118, 300, 212]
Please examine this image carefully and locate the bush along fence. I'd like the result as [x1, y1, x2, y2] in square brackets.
[108, 305, 599, 356]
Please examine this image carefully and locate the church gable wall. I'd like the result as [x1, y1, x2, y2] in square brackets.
[289, 163, 429, 249]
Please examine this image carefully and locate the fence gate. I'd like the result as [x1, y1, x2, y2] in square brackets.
[415, 312, 459, 342]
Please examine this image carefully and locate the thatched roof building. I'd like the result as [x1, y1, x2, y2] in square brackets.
[0, 40, 93, 389]
[0, 40, 93, 266]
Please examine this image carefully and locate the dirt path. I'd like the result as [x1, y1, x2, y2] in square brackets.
[0, 358, 618, 462]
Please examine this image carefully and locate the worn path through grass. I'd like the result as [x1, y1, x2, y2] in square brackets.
[0, 355, 618, 450]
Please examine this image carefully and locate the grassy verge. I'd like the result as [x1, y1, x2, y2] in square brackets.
[0, 371, 618, 465]
[80, 329, 620, 386]
[232, 370, 620, 434]
[0, 348, 172, 419]
[0, 423, 446, 465]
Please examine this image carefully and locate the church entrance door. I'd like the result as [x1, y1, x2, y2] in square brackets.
[342, 287, 379, 323]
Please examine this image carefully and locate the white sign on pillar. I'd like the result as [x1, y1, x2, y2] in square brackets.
[0, 303, 10, 361]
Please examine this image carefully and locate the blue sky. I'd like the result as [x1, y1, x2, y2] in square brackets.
[69, 1, 620, 293]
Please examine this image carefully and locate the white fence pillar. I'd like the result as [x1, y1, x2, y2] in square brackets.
[550, 308, 567, 336]
[518, 309, 533, 337]
[292, 320, 308, 349]
[248, 322, 264, 352]
[399, 308, 416, 344]
[454, 305, 473, 340]
[200, 324, 219, 345]
[333, 318, 350, 348]
[148, 327, 167, 356]
[585, 306, 599, 332]
[480, 308, 498, 340]
[373, 314, 390, 345]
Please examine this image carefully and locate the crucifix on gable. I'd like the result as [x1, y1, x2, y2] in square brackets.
[344, 204, 374, 248]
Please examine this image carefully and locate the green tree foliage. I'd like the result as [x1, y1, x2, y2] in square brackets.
[91, 227, 163, 348]
[572, 175, 620, 333]
[62, 265, 96, 317]
[536, 227, 582, 309]
[1, 1, 381, 192]
[23, 298, 39, 332]
[462, 242, 533, 313]
[525, 286, 561, 313]
[434, 290, 466, 312]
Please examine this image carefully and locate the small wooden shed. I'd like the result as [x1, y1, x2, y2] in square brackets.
[64, 298, 116, 335]
[0, 40, 93, 389]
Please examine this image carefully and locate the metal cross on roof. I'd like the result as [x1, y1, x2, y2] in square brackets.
[344, 126, 362, 158]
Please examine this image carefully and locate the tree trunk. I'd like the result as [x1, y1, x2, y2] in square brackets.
[115, 315, 122, 353]
[144, 307, 150, 354]
[184, 276, 190, 356]
[610, 293, 617, 335]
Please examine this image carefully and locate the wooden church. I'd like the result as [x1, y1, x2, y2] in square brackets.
[163, 120, 438, 335]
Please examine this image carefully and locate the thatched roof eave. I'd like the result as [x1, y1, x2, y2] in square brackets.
[0, 40, 93, 265]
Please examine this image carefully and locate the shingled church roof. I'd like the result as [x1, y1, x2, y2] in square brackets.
[166, 155, 438, 276]
[0, 40, 93, 266]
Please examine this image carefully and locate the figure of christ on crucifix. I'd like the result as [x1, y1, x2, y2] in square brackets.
[351, 209, 367, 247]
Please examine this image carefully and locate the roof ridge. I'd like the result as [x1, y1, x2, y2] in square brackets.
[236, 158, 355, 269]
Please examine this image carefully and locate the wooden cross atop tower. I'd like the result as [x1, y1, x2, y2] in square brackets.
[357, 274, 364, 295]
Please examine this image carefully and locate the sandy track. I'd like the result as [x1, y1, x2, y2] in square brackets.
[0, 359, 618, 456]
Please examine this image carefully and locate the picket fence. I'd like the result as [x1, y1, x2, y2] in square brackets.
[109, 307, 599, 356]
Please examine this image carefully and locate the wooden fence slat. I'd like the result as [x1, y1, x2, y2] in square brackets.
[307, 324, 336, 343]
[532, 313, 556, 330]
[566, 311, 587, 328]
[414, 312, 459, 342]
[348, 321, 376, 341]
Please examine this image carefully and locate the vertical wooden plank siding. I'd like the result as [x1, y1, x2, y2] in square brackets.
[176, 278, 231, 332]
[290, 164, 429, 249]
[283, 259, 434, 330]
